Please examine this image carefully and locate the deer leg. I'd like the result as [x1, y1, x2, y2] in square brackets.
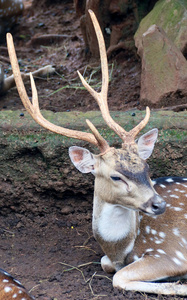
[80, 15, 90, 54]
[113, 255, 187, 295]
[101, 255, 116, 273]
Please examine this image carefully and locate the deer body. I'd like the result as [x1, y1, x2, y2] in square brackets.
[98, 178, 187, 275]
[0, 0, 23, 19]
[6, 9, 187, 296]
[113, 177, 187, 294]
[0, 0, 23, 41]
[0, 268, 34, 300]
[69, 142, 187, 295]
[94, 177, 187, 275]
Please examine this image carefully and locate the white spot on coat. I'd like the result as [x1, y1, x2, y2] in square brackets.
[166, 178, 174, 183]
[172, 257, 182, 266]
[173, 207, 183, 211]
[4, 286, 12, 292]
[157, 249, 166, 254]
[159, 232, 166, 238]
[176, 250, 186, 261]
[173, 228, 180, 236]
[151, 229, 157, 235]
[170, 195, 179, 199]
[145, 226, 151, 234]
[160, 184, 166, 188]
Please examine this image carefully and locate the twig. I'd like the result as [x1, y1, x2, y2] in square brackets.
[28, 278, 49, 293]
[89, 272, 97, 296]
[29, 283, 41, 293]
[78, 262, 100, 268]
[0, 227, 15, 235]
[74, 245, 97, 254]
[58, 262, 87, 282]
[154, 104, 187, 112]
[83, 233, 93, 246]
[0, 65, 55, 95]
[93, 274, 112, 282]
[88, 272, 109, 298]
[47, 62, 114, 97]
[58, 261, 112, 298]
[28, 34, 75, 47]
[0, 55, 10, 64]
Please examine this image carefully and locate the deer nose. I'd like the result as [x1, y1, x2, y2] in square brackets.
[151, 196, 166, 215]
[141, 195, 166, 215]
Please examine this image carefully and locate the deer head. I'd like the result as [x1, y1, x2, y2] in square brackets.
[6, 10, 166, 216]
[69, 127, 165, 215]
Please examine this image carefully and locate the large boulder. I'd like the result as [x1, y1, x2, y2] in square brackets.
[137, 24, 187, 107]
[134, 0, 187, 57]
[134, 0, 187, 108]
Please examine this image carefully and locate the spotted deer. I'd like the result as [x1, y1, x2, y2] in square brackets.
[6, 10, 187, 296]
[0, 64, 55, 95]
[0, 0, 23, 21]
[0, 268, 34, 299]
[0, 0, 23, 40]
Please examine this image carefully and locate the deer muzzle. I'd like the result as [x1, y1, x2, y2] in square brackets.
[141, 194, 166, 215]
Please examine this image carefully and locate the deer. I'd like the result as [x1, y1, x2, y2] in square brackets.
[6, 9, 187, 296]
[0, 0, 23, 41]
[0, 64, 55, 95]
[0, 268, 34, 299]
[0, 0, 23, 21]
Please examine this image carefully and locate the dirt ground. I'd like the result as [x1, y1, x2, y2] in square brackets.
[0, 1, 186, 299]
[0, 194, 186, 300]
[0, 0, 141, 113]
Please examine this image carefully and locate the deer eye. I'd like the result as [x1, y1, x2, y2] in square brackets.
[110, 176, 121, 181]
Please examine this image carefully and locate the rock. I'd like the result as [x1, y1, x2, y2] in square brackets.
[61, 205, 75, 215]
[134, 0, 187, 57]
[137, 24, 187, 107]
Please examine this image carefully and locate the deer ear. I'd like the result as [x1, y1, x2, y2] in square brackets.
[69, 146, 95, 174]
[137, 128, 158, 160]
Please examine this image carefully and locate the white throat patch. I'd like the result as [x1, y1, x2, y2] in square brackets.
[97, 202, 136, 242]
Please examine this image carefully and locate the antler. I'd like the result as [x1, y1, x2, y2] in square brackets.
[78, 9, 150, 146]
[6, 32, 109, 152]
[7, 9, 150, 153]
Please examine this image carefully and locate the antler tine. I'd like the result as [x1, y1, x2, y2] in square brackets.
[129, 106, 150, 138]
[6, 32, 110, 150]
[78, 10, 127, 141]
[77, 11, 108, 104]
[120, 106, 150, 147]
[78, 10, 150, 145]
[86, 119, 109, 152]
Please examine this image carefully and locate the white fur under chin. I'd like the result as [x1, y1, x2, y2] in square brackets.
[96, 202, 136, 242]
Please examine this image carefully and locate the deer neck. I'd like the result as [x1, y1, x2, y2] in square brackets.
[92, 191, 138, 255]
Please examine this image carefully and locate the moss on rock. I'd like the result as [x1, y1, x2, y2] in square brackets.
[135, 0, 187, 55]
